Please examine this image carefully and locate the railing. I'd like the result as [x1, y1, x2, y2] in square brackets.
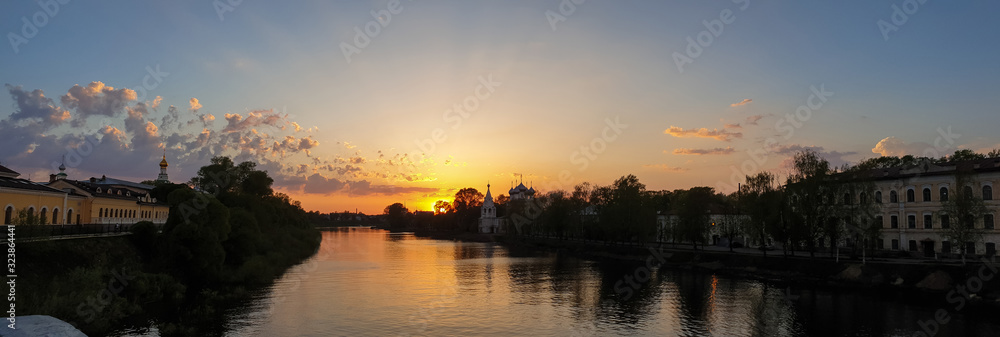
[6, 223, 165, 239]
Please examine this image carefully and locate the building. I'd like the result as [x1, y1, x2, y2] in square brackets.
[479, 184, 504, 233]
[867, 159, 1000, 257]
[0, 157, 171, 226]
[657, 206, 751, 247]
[1, 164, 87, 225]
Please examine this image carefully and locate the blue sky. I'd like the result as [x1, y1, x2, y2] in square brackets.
[2, 1, 998, 213]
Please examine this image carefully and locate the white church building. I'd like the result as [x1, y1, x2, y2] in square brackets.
[479, 181, 536, 234]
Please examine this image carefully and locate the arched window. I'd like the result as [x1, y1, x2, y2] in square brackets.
[923, 188, 931, 202]
[860, 192, 868, 204]
[67, 210, 73, 224]
[986, 214, 995, 230]
[27, 207, 35, 223]
[985, 186, 994, 201]
[3, 206, 12, 225]
[940, 187, 949, 202]
[39, 208, 47, 224]
[843, 193, 852, 205]
[890, 191, 898, 203]
[875, 191, 883, 203]
[906, 189, 915, 202]
[964, 186, 974, 200]
[52, 208, 59, 224]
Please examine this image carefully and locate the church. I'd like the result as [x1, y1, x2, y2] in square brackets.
[478, 180, 535, 234]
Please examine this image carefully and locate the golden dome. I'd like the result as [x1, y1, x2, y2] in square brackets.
[159, 155, 168, 168]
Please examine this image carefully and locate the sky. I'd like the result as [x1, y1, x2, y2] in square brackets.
[1, 1, 999, 214]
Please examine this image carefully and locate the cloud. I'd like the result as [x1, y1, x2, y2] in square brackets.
[723, 123, 741, 129]
[222, 109, 285, 133]
[871, 137, 934, 157]
[664, 126, 742, 141]
[5, 85, 70, 127]
[189, 98, 202, 112]
[60, 82, 136, 126]
[745, 115, 763, 125]
[730, 98, 752, 107]
[671, 147, 735, 155]
[642, 164, 688, 172]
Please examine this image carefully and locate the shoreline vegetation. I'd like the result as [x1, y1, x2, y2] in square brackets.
[21, 156, 321, 337]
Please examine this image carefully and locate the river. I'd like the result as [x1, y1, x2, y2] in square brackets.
[127, 228, 1000, 336]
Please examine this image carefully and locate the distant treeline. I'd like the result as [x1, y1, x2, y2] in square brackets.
[22, 156, 320, 336]
[384, 149, 999, 262]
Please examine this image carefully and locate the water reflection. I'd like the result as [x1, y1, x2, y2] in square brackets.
[204, 228, 1000, 336]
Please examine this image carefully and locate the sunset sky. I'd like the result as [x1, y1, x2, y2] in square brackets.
[2, 1, 999, 214]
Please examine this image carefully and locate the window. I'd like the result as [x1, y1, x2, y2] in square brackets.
[909, 240, 918, 252]
[985, 186, 994, 201]
[844, 193, 852, 205]
[3, 206, 11, 225]
[988, 243, 997, 257]
[964, 186, 974, 200]
[943, 241, 952, 253]
[891, 215, 899, 228]
[875, 191, 883, 203]
[890, 191, 898, 203]
[940, 187, 949, 202]
[906, 189, 915, 202]
[966, 242, 977, 255]
[876, 216, 884, 228]
[891, 239, 899, 250]
[40, 208, 47, 224]
[986, 214, 995, 230]
[923, 188, 931, 202]
[907, 215, 916, 229]
[924, 214, 933, 229]
[27, 207, 35, 223]
[67, 210, 73, 224]
[860, 192, 868, 204]
[941, 215, 950, 229]
[52, 208, 58, 224]
[877, 239, 884, 250]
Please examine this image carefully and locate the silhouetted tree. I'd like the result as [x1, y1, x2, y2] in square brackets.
[384, 203, 409, 229]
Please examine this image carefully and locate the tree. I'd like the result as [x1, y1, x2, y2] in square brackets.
[453, 188, 484, 232]
[433, 200, 453, 215]
[741, 171, 778, 257]
[831, 166, 881, 264]
[384, 203, 409, 229]
[941, 170, 988, 264]
[674, 187, 716, 249]
[718, 194, 744, 253]
[785, 150, 833, 258]
[948, 149, 986, 162]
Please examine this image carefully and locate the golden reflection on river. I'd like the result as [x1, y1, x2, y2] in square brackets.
[219, 229, 998, 337]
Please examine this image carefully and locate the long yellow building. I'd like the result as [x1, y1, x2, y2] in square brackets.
[1, 159, 171, 225]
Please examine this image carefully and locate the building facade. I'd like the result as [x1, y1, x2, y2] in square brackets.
[869, 159, 1000, 257]
[0, 157, 172, 226]
[478, 184, 504, 233]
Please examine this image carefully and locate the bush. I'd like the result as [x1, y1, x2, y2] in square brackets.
[130, 221, 158, 256]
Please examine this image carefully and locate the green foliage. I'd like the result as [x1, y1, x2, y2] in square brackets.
[130, 221, 158, 256]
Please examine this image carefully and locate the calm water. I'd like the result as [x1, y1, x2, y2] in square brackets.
[190, 229, 1000, 336]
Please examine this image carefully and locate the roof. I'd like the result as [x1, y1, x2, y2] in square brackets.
[0, 164, 19, 178]
[58, 179, 158, 203]
[0, 176, 68, 194]
[833, 158, 1000, 182]
[92, 176, 155, 191]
